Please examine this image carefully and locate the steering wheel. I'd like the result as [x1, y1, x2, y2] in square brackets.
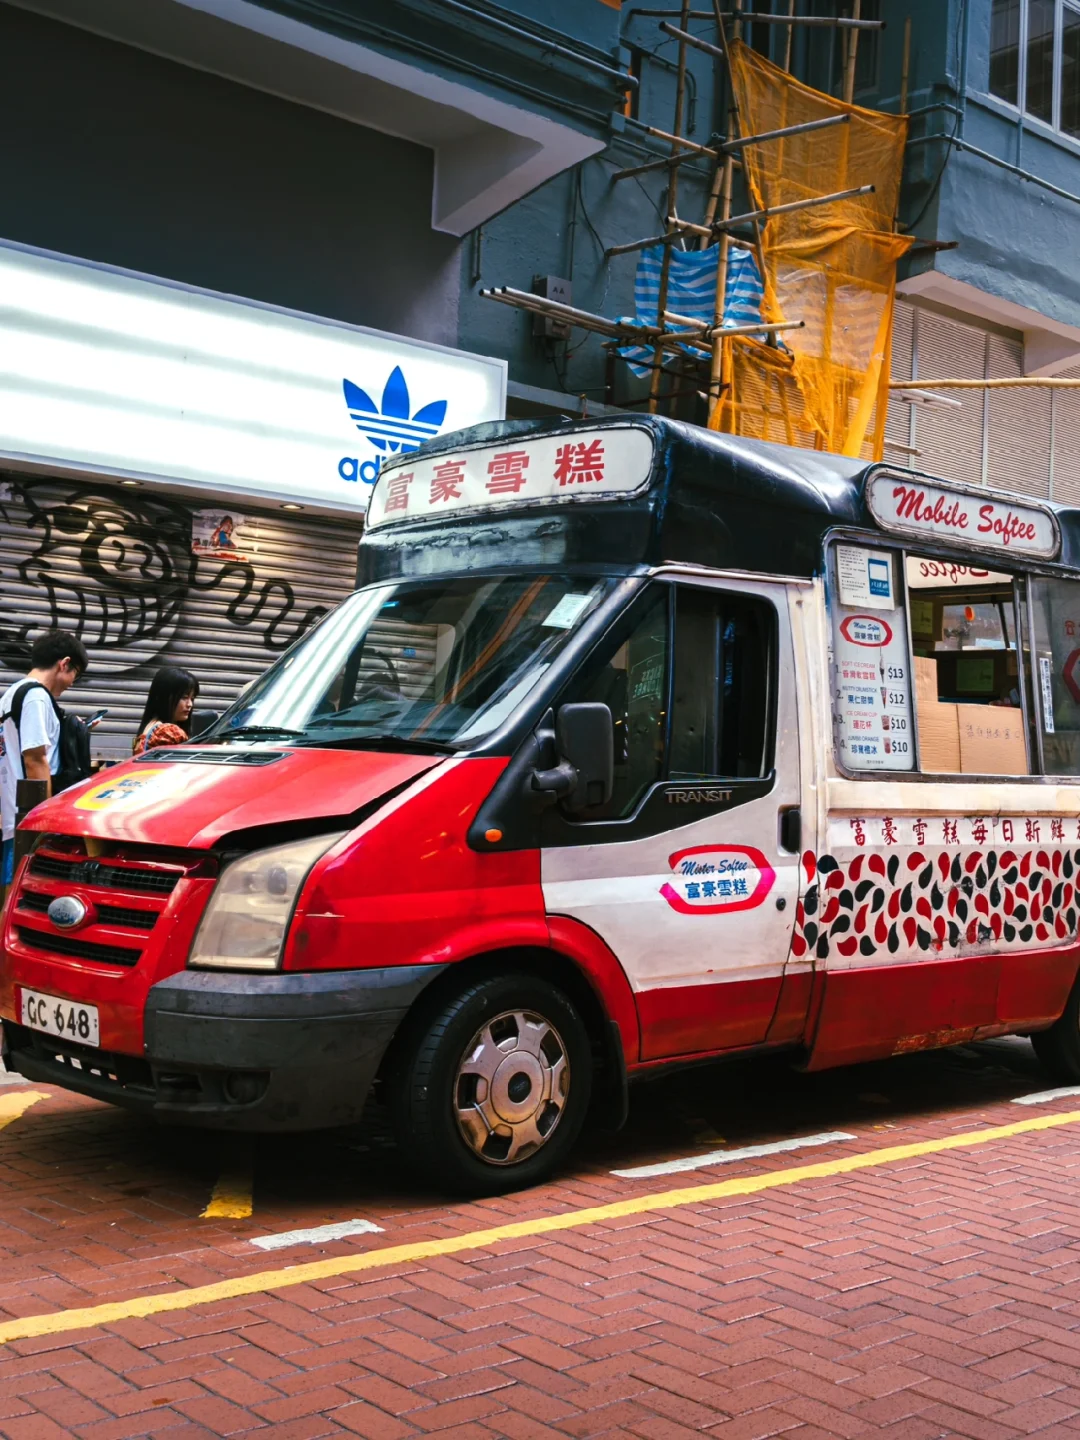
[354, 651, 402, 703]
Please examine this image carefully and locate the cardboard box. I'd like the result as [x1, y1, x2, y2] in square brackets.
[914, 655, 939, 706]
[917, 699, 960, 773]
[956, 703, 1029, 776]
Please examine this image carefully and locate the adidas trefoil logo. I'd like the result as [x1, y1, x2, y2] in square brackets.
[343, 367, 448, 454]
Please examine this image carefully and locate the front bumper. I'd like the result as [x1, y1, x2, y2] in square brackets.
[2, 964, 444, 1131]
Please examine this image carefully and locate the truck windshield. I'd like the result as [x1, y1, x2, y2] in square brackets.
[204, 574, 617, 750]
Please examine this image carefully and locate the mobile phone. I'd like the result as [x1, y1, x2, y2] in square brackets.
[85, 709, 108, 729]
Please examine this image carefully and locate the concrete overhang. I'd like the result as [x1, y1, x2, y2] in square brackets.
[7, 0, 609, 236]
[898, 269, 1080, 377]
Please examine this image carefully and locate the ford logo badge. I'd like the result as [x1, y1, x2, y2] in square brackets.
[47, 896, 87, 930]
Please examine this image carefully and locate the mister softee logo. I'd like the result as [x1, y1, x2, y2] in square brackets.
[338, 366, 448, 487]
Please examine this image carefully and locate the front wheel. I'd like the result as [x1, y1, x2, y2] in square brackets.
[390, 973, 593, 1195]
[1031, 969, 1080, 1082]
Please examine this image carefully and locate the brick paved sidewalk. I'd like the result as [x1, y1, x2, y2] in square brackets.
[3, 1071, 1080, 1438]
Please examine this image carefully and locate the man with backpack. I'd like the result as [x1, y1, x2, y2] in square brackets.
[0, 630, 90, 904]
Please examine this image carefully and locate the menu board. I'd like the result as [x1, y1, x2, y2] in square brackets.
[831, 548, 915, 772]
[836, 544, 895, 610]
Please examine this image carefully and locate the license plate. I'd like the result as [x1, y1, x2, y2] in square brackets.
[19, 989, 99, 1047]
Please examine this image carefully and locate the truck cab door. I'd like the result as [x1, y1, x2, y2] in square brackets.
[540, 576, 805, 1062]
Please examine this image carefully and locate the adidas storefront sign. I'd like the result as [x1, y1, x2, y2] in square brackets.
[338, 365, 450, 487]
[0, 242, 505, 516]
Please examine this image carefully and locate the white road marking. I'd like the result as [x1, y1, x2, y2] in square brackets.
[611, 1130, 857, 1179]
[250, 1218, 385, 1251]
[1012, 1085, 1080, 1106]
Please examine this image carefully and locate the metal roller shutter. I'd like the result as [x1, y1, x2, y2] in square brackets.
[0, 473, 363, 762]
[986, 333, 1051, 498]
[883, 300, 914, 465]
[1052, 364, 1080, 503]
[911, 311, 986, 488]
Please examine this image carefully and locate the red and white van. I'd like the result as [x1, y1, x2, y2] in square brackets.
[4, 416, 1080, 1192]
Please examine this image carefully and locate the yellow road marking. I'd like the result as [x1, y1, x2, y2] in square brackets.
[0, 1091, 48, 1128]
[3, 1106, 1080, 1345]
[201, 1140, 254, 1220]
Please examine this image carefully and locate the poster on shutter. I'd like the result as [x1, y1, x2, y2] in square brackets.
[191, 510, 253, 562]
[1039, 655, 1056, 734]
[836, 545, 895, 609]
[832, 603, 915, 771]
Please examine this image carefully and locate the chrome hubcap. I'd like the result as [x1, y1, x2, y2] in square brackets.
[454, 1009, 570, 1166]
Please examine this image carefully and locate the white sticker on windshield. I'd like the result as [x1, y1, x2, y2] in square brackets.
[543, 594, 593, 630]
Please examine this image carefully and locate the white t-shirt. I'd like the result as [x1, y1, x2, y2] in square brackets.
[0, 681, 60, 842]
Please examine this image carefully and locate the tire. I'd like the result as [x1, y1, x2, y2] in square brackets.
[1031, 970, 1080, 1082]
[389, 972, 593, 1195]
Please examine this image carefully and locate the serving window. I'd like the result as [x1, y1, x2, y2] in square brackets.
[827, 542, 1061, 779]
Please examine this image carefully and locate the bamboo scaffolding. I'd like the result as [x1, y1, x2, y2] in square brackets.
[480, 0, 892, 436]
[721, 112, 851, 152]
[647, 0, 693, 413]
[663, 183, 875, 241]
[479, 286, 802, 348]
[900, 16, 912, 114]
[843, 0, 861, 105]
[659, 21, 726, 58]
[630, 9, 883, 25]
[636, 125, 718, 156]
[708, 0, 738, 422]
[613, 107, 851, 182]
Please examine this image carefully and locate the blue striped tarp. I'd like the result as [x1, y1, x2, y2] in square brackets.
[617, 242, 764, 376]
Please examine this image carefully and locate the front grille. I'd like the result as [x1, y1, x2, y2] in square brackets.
[28, 854, 180, 894]
[17, 888, 157, 931]
[13, 837, 207, 969]
[15, 926, 142, 967]
[95, 904, 159, 930]
[17, 891, 53, 915]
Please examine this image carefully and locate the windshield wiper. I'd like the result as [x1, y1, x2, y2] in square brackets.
[209, 724, 309, 742]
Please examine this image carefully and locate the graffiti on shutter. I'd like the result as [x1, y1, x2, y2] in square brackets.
[0, 475, 362, 759]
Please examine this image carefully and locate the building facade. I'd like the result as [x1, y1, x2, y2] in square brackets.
[2, 0, 1080, 754]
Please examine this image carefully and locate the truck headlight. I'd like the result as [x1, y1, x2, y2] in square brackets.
[189, 833, 344, 971]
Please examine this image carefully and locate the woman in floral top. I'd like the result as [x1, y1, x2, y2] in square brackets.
[132, 667, 199, 755]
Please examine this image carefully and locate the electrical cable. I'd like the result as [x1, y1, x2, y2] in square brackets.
[905, 0, 966, 232]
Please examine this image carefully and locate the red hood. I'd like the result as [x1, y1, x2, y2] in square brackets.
[22, 747, 441, 848]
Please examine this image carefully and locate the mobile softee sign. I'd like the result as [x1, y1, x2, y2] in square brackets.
[0, 243, 505, 514]
[866, 470, 1059, 560]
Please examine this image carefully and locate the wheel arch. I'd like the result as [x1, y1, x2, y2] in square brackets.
[378, 938, 636, 1130]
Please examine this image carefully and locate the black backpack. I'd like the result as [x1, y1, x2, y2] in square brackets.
[2, 680, 93, 794]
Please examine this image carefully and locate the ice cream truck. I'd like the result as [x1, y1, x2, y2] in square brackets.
[4, 414, 1080, 1193]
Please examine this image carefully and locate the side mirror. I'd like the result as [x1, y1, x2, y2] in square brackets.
[532, 702, 614, 813]
[189, 710, 220, 738]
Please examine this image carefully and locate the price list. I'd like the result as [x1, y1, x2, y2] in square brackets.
[831, 549, 915, 772]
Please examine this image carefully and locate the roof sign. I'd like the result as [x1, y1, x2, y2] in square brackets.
[366, 426, 655, 528]
[866, 471, 1059, 561]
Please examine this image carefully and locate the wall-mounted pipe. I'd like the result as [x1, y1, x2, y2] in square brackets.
[427, 0, 638, 87]
[904, 133, 1080, 209]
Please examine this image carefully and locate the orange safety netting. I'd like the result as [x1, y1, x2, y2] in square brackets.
[710, 40, 912, 459]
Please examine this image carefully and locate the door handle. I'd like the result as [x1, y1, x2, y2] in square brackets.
[779, 807, 801, 854]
